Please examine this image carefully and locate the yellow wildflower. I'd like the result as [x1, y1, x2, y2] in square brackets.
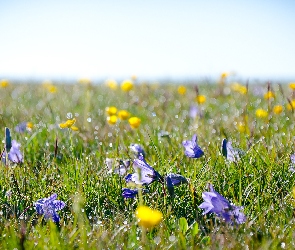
[107, 115, 118, 125]
[136, 205, 163, 229]
[287, 100, 295, 110]
[177, 85, 186, 95]
[231, 82, 247, 94]
[289, 82, 295, 90]
[59, 118, 77, 130]
[118, 110, 130, 120]
[0, 79, 9, 88]
[255, 109, 268, 118]
[27, 122, 34, 130]
[70, 126, 79, 131]
[273, 105, 283, 114]
[195, 95, 206, 104]
[65, 118, 76, 127]
[42, 80, 57, 93]
[59, 123, 68, 129]
[105, 79, 118, 90]
[128, 117, 141, 129]
[27, 122, 33, 129]
[48, 85, 57, 93]
[264, 91, 275, 100]
[78, 78, 92, 85]
[121, 80, 134, 92]
[221, 72, 229, 79]
[105, 106, 117, 116]
[237, 122, 246, 133]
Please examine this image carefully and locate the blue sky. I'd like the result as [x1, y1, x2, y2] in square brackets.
[0, 0, 294, 81]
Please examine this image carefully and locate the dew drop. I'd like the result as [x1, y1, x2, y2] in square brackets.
[154, 236, 161, 245]
[169, 235, 176, 242]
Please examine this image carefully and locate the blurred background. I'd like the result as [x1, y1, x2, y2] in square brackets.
[0, 0, 294, 82]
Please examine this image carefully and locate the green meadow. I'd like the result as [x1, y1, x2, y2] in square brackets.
[0, 80, 295, 249]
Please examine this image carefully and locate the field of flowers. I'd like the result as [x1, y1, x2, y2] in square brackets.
[1, 77, 295, 249]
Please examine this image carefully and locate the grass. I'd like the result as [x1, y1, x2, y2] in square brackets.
[0, 80, 295, 249]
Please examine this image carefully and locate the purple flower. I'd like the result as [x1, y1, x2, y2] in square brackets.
[35, 193, 65, 223]
[199, 184, 246, 224]
[222, 139, 243, 162]
[126, 156, 162, 185]
[129, 143, 145, 158]
[15, 122, 28, 133]
[166, 173, 188, 196]
[182, 134, 204, 158]
[166, 173, 187, 186]
[189, 105, 203, 119]
[105, 158, 130, 176]
[2, 140, 23, 164]
[8, 140, 23, 163]
[122, 188, 139, 199]
[122, 188, 148, 199]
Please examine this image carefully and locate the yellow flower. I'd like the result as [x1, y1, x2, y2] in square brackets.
[177, 85, 186, 95]
[105, 79, 118, 90]
[128, 117, 141, 129]
[27, 122, 34, 130]
[255, 109, 268, 118]
[105, 106, 117, 116]
[289, 82, 295, 90]
[121, 80, 134, 92]
[273, 105, 283, 114]
[231, 82, 247, 94]
[70, 126, 79, 131]
[78, 78, 92, 85]
[287, 100, 295, 110]
[195, 95, 206, 104]
[107, 115, 118, 125]
[59, 123, 68, 129]
[264, 91, 275, 100]
[48, 85, 57, 93]
[59, 118, 77, 129]
[0, 79, 9, 88]
[237, 122, 246, 133]
[220, 72, 229, 79]
[42, 80, 57, 93]
[118, 110, 130, 120]
[135, 205, 163, 229]
[131, 75, 137, 81]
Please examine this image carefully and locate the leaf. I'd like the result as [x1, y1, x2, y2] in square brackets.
[191, 221, 199, 237]
[179, 217, 188, 234]
[178, 232, 186, 249]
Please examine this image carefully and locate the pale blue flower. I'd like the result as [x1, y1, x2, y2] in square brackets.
[35, 193, 65, 223]
[129, 143, 145, 158]
[199, 184, 246, 224]
[221, 139, 244, 162]
[15, 122, 28, 133]
[166, 173, 188, 197]
[125, 155, 162, 185]
[122, 188, 148, 199]
[2, 140, 23, 164]
[182, 134, 204, 158]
